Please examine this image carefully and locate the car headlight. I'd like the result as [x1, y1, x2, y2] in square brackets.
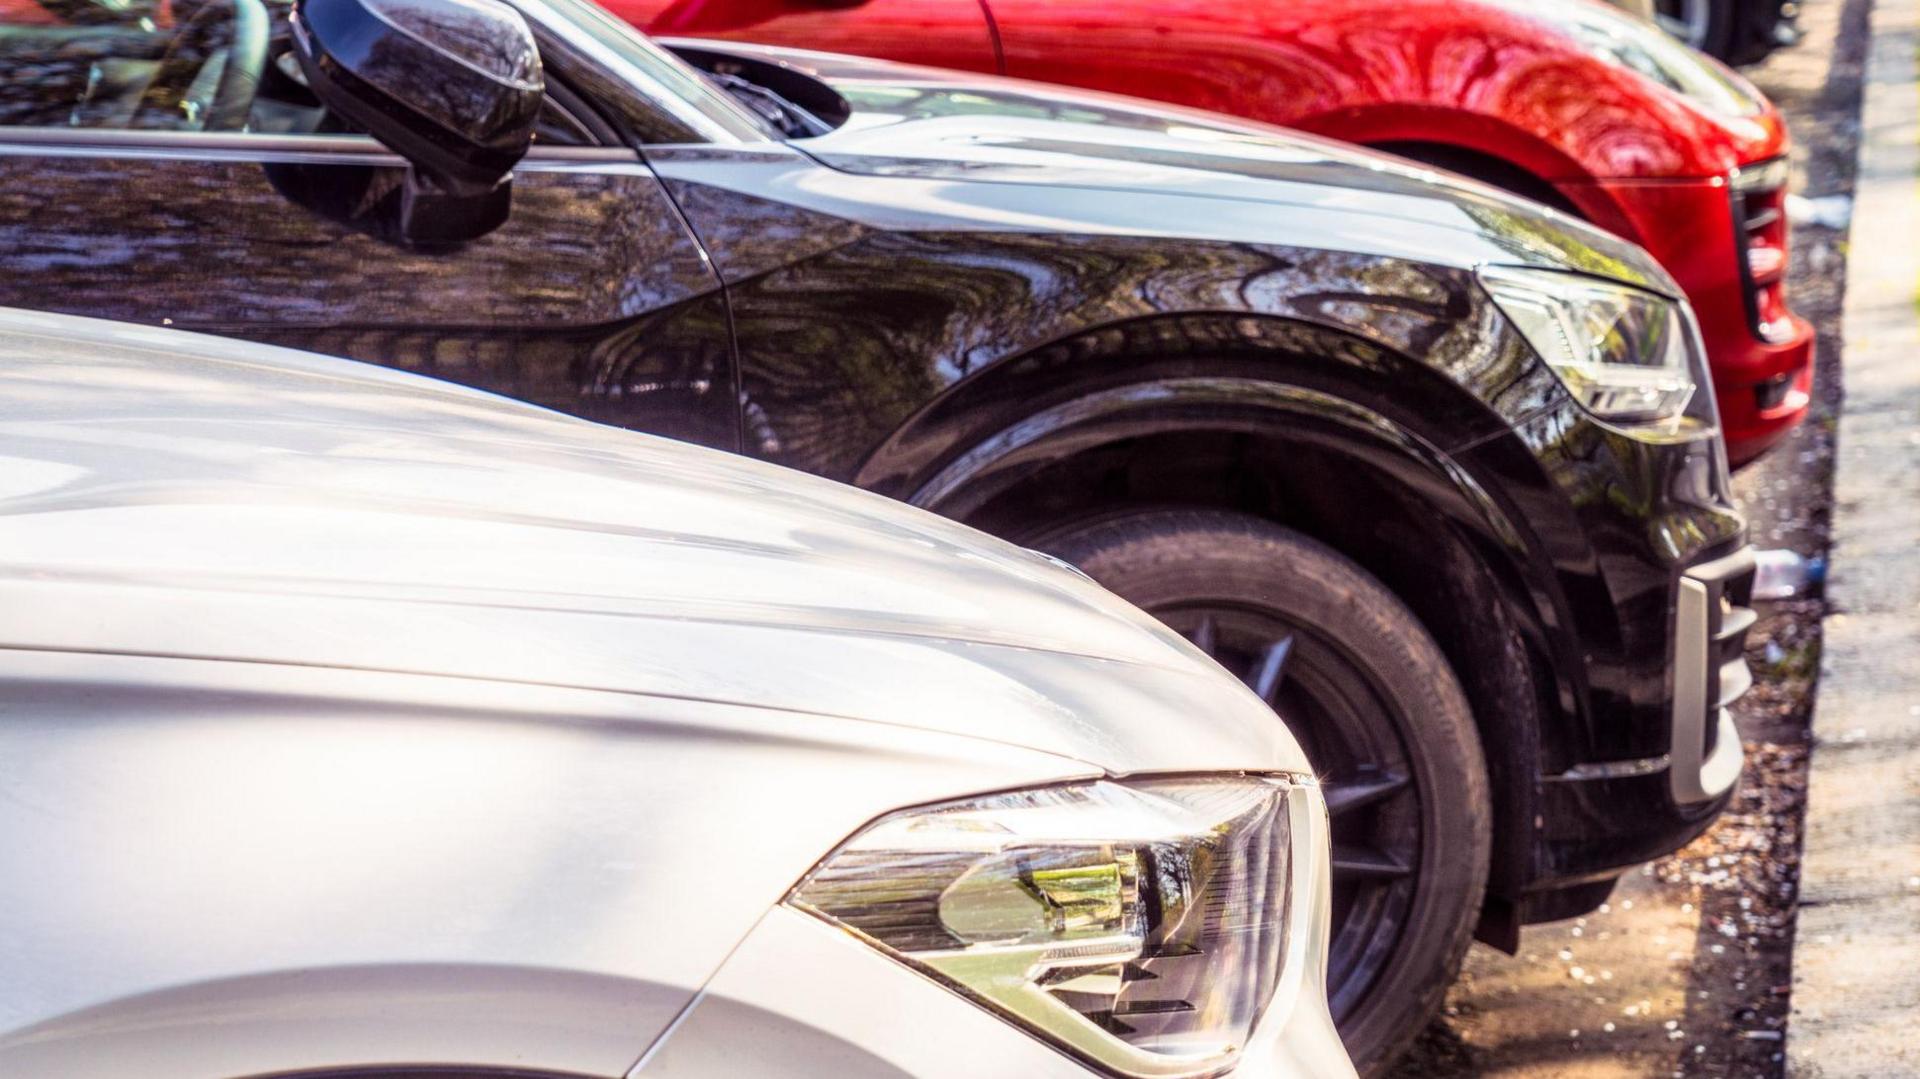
[1484, 0, 1762, 118]
[1479, 265, 1705, 428]
[787, 776, 1305, 1078]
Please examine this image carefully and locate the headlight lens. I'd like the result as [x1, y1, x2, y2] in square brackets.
[787, 776, 1301, 1078]
[1480, 265, 1702, 427]
[1484, 0, 1762, 117]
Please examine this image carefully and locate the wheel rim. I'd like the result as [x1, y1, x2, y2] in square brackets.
[1654, 0, 1712, 47]
[1157, 602, 1423, 1025]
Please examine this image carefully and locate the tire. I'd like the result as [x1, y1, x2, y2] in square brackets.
[1038, 509, 1491, 1077]
[1655, 0, 1736, 60]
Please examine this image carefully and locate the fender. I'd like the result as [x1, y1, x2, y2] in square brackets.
[851, 311, 1678, 763]
[913, 375, 1517, 533]
[853, 315, 1608, 748]
[1234, 3, 1741, 182]
[867, 336, 1624, 906]
[893, 364, 1588, 717]
[850, 311, 1562, 503]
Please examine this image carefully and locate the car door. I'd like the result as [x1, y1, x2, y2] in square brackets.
[0, 0, 738, 449]
[606, 0, 999, 74]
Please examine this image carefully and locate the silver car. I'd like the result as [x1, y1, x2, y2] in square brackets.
[0, 310, 1351, 1079]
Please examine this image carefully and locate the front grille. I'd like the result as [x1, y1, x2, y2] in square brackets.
[1731, 159, 1793, 342]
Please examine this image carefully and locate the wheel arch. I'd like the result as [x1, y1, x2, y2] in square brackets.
[1367, 141, 1584, 216]
[1360, 138, 1647, 242]
[1299, 102, 1595, 186]
[855, 316, 1594, 920]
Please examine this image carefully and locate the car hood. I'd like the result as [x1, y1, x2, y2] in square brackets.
[663, 39, 1679, 295]
[0, 309, 1305, 775]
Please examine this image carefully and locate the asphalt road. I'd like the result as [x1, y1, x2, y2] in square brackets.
[1390, 1, 1867, 1074]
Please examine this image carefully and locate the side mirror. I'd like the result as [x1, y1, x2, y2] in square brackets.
[291, 0, 544, 243]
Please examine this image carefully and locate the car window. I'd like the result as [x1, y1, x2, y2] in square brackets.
[0, 0, 593, 143]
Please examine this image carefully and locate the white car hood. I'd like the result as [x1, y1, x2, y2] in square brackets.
[0, 310, 1304, 775]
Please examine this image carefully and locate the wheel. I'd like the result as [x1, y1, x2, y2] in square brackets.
[1655, 0, 1736, 59]
[1039, 509, 1491, 1076]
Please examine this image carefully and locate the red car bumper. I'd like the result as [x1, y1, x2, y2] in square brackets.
[1562, 175, 1814, 466]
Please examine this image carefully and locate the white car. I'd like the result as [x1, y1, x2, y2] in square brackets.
[0, 310, 1352, 1079]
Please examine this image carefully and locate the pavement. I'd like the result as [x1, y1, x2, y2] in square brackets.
[1786, 0, 1920, 1071]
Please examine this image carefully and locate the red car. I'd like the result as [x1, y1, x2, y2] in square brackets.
[614, 0, 1813, 464]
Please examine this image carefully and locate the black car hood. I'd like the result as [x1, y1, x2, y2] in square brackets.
[662, 39, 1679, 295]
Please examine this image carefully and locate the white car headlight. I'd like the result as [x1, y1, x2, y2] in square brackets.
[1485, 0, 1762, 117]
[1480, 265, 1704, 427]
[787, 776, 1305, 1078]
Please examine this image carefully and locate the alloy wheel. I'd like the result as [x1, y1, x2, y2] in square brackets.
[1159, 602, 1422, 1023]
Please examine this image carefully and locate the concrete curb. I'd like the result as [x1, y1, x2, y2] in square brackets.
[1787, 0, 1920, 1072]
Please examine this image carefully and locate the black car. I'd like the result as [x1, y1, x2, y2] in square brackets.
[0, 0, 1756, 1070]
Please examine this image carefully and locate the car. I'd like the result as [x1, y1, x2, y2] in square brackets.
[0, 306, 1354, 1079]
[1606, 0, 1796, 65]
[0, 0, 1757, 1070]
[615, 0, 1816, 466]
[1651, 0, 1800, 64]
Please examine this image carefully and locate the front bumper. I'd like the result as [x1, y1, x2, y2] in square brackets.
[1561, 176, 1815, 465]
[1525, 541, 1756, 900]
[1463, 387, 1757, 909]
[638, 908, 1351, 1078]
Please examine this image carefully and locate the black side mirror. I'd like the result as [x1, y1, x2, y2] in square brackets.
[291, 0, 543, 243]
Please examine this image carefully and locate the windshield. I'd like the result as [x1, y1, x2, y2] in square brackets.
[521, 0, 775, 142]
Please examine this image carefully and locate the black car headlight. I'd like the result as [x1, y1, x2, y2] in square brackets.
[787, 776, 1308, 1078]
[1480, 265, 1709, 429]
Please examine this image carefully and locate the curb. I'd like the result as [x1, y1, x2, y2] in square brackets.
[1786, 0, 1920, 1071]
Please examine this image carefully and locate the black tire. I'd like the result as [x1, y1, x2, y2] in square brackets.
[1655, 0, 1737, 60]
[1039, 509, 1490, 1077]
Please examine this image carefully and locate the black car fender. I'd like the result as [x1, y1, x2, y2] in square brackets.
[857, 312, 1610, 907]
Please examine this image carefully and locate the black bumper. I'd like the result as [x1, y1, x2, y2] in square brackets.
[1528, 544, 1758, 909]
